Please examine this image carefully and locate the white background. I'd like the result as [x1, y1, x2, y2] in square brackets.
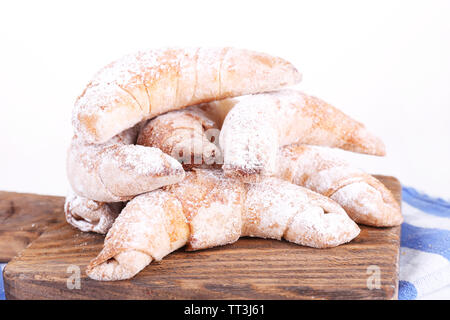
[0, 0, 449, 198]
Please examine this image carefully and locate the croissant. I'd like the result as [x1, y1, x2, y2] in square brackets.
[64, 191, 124, 234]
[87, 169, 360, 281]
[218, 89, 386, 181]
[67, 124, 185, 202]
[73, 47, 301, 144]
[137, 106, 401, 227]
[277, 145, 402, 226]
[137, 104, 232, 168]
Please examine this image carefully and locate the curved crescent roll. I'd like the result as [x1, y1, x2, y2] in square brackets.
[137, 106, 401, 227]
[73, 47, 301, 144]
[87, 169, 359, 281]
[278, 145, 402, 227]
[67, 125, 185, 202]
[64, 191, 124, 234]
[137, 104, 232, 169]
[218, 89, 386, 181]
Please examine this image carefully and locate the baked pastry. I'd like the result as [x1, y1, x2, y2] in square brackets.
[73, 47, 301, 144]
[64, 190, 124, 234]
[136, 104, 232, 168]
[87, 169, 359, 281]
[218, 89, 386, 181]
[137, 89, 386, 174]
[137, 106, 401, 226]
[67, 124, 185, 202]
[277, 144, 402, 226]
[62, 47, 397, 283]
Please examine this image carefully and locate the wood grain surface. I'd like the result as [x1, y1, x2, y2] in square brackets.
[0, 192, 65, 262]
[2, 176, 402, 300]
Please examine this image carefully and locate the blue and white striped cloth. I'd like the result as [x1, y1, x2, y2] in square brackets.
[399, 187, 450, 299]
[0, 187, 448, 300]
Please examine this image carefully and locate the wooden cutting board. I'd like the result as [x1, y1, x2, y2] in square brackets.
[0, 192, 65, 262]
[2, 176, 402, 300]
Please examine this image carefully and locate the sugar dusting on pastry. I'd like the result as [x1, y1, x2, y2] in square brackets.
[67, 123, 185, 202]
[219, 89, 386, 181]
[87, 169, 360, 280]
[72, 47, 301, 143]
[64, 191, 122, 234]
[278, 144, 402, 226]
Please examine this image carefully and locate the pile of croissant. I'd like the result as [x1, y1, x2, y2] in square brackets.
[65, 47, 402, 281]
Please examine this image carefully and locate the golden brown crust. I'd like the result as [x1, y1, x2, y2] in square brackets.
[64, 191, 123, 234]
[278, 144, 402, 226]
[86, 190, 189, 281]
[136, 106, 399, 227]
[73, 47, 301, 144]
[87, 169, 359, 281]
[137, 107, 223, 169]
[67, 126, 185, 202]
[219, 90, 386, 181]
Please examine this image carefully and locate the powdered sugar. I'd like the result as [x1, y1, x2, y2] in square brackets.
[64, 190, 123, 234]
[67, 123, 185, 202]
[116, 144, 178, 176]
[219, 89, 386, 181]
[72, 47, 301, 144]
[87, 168, 360, 280]
[277, 144, 402, 226]
[136, 107, 223, 168]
